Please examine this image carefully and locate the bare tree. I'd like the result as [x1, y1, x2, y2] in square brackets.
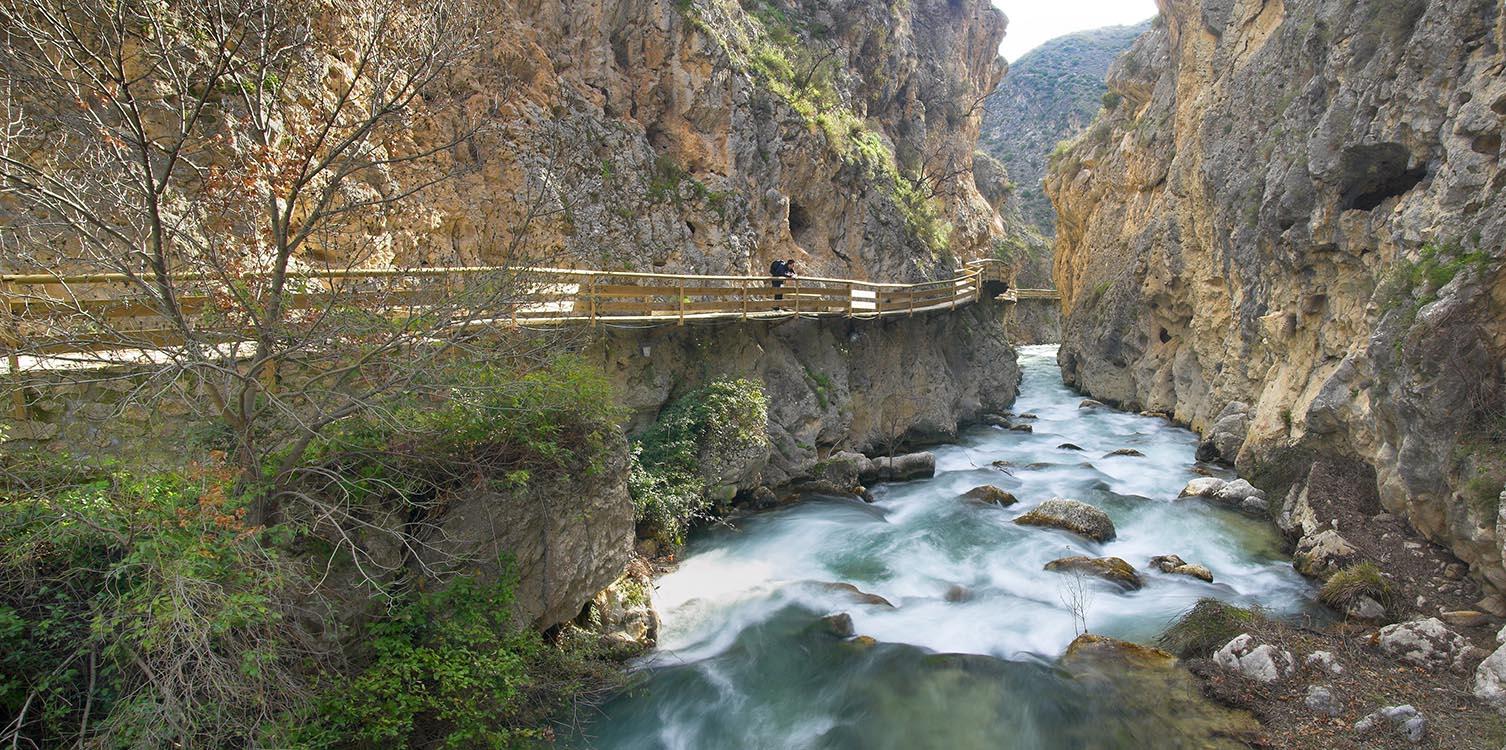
[0, 0, 578, 527]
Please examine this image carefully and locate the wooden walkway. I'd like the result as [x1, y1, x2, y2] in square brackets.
[1, 259, 1059, 375]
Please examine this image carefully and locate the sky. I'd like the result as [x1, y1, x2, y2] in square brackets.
[992, 0, 1159, 61]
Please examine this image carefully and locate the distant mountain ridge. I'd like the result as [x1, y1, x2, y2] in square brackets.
[980, 20, 1151, 237]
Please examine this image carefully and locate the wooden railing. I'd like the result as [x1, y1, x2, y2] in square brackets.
[0, 258, 1055, 371]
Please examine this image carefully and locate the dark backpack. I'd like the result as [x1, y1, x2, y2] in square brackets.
[769, 259, 787, 277]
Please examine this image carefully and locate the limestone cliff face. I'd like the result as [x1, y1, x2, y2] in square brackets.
[389, 0, 1009, 281]
[1047, 1, 1506, 596]
[595, 301, 1020, 488]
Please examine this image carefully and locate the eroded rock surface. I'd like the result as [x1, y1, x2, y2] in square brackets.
[1047, 0, 1506, 597]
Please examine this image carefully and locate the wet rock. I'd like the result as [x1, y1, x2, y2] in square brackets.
[1017, 412, 1039, 420]
[980, 413, 1012, 428]
[1062, 633, 1176, 669]
[1103, 448, 1145, 457]
[944, 584, 973, 603]
[1306, 650, 1344, 675]
[1213, 479, 1266, 504]
[1009, 423, 1034, 432]
[1378, 618, 1472, 670]
[1150, 554, 1214, 583]
[1178, 477, 1227, 499]
[851, 635, 878, 648]
[1440, 610, 1489, 628]
[1014, 498, 1117, 542]
[1057, 442, 1084, 451]
[815, 581, 895, 608]
[1213, 633, 1295, 683]
[838, 451, 937, 483]
[1238, 496, 1269, 517]
[1045, 555, 1144, 591]
[1474, 642, 1506, 713]
[821, 612, 855, 638]
[1355, 704, 1425, 743]
[961, 485, 1018, 507]
[1293, 529, 1359, 578]
[1079, 399, 1104, 409]
[1305, 685, 1340, 717]
[1347, 595, 1386, 621]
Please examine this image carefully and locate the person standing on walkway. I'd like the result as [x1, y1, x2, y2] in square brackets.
[770, 258, 797, 305]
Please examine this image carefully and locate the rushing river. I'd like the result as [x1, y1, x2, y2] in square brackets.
[574, 345, 1314, 748]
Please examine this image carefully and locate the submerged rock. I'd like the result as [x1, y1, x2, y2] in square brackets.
[1057, 442, 1084, 451]
[821, 612, 855, 638]
[943, 584, 973, 603]
[1009, 423, 1033, 433]
[1213, 633, 1295, 683]
[961, 485, 1018, 507]
[1079, 399, 1104, 409]
[1014, 498, 1116, 542]
[814, 581, 895, 608]
[1103, 448, 1145, 457]
[1045, 555, 1143, 590]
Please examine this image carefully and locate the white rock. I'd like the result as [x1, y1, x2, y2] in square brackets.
[1305, 685, 1340, 716]
[1213, 633, 1295, 683]
[1179, 477, 1227, 499]
[1475, 643, 1506, 714]
[1378, 617, 1471, 670]
[1306, 650, 1344, 675]
[1214, 478, 1267, 503]
[1355, 704, 1425, 743]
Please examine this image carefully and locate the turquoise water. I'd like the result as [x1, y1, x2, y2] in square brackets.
[572, 345, 1312, 748]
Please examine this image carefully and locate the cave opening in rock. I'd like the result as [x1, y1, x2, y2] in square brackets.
[1337, 142, 1426, 212]
[788, 200, 815, 248]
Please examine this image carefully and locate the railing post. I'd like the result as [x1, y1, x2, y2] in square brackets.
[1, 281, 26, 420]
[588, 275, 597, 325]
[677, 280, 685, 325]
[792, 278, 800, 316]
[740, 279, 748, 320]
[908, 286, 915, 317]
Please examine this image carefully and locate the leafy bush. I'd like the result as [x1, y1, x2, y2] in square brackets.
[1156, 598, 1256, 658]
[629, 378, 768, 547]
[0, 467, 306, 748]
[1318, 561, 1394, 613]
[288, 355, 622, 508]
[283, 568, 590, 750]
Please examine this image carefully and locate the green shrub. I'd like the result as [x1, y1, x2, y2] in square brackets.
[1156, 598, 1257, 658]
[1318, 561, 1394, 613]
[0, 468, 302, 747]
[629, 378, 768, 546]
[289, 355, 622, 507]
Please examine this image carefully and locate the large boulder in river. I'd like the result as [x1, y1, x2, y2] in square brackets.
[961, 485, 1018, 507]
[1062, 633, 1176, 670]
[1014, 498, 1116, 542]
[1045, 556, 1143, 590]
[832, 450, 937, 483]
[1196, 402, 1250, 464]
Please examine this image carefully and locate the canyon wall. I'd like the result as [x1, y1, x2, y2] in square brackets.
[1047, 0, 1506, 598]
[382, 0, 1011, 281]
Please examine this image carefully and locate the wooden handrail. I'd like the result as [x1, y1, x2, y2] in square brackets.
[0, 259, 1061, 374]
